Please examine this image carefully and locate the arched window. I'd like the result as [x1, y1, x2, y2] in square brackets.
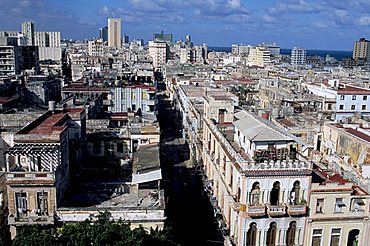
[247, 222, 257, 246]
[286, 221, 297, 246]
[266, 222, 277, 246]
[250, 182, 261, 206]
[347, 229, 360, 246]
[270, 181, 280, 205]
[290, 181, 300, 205]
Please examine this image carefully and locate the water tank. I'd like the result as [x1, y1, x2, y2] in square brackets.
[48, 101, 56, 112]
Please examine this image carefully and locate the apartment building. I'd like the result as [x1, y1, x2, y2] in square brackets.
[88, 39, 104, 56]
[304, 167, 370, 246]
[110, 85, 156, 115]
[291, 47, 306, 66]
[5, 106, 86, 238]
[335, 85, 370, 122]
[148, 40, 167, 70]
[201, 94, 311, 246]
[353, 38, 370, 61]
[248, 46, 271, 67]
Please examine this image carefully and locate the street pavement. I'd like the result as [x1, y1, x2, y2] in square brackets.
[158, 94, 223, 246]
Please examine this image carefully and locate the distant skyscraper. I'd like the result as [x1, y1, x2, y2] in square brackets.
[108, 18, 121, 48]
[353, 38, 370, 61]
[153, 31, 173, 43]
[21, 21, 34, 45]
[99, 27, 108, 42]
[123, 35, 129, 45]
[291, 47, 306, 65]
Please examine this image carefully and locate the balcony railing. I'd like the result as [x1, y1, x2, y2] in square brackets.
[267, 204, 286, 217]
[287, 204, 307, 216]
[6, 172, 55, 180]
[8, 215, 54, 225]
[246, 205, 266, 217]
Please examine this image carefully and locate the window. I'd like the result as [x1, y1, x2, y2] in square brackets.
[266, 222, 277, 246]
[15, 192, 27, 218]
[364, 95, 368, 100]
[339, 105, 344, 110]
[352, 198, 365, 211]
[250, 182, 261, 206]
[328, 104, 332, 110]
[290, 181, 301, 205]
[270, 181, 280, 205]
[316, 199, 324, 213]
[351, 105, 356, 110]
[330, 228, 341, 246]
[312, 229, 323, 246]
[286, 221, 297, 246]
[36, 192, 48, 215]
[362, 105, 367, 110]
[246, 222, 257, 246]
[334, 198, 345, 213]
[340, 95, 345, 100]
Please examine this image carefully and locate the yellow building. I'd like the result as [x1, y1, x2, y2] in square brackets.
[305, 167, 370, 246]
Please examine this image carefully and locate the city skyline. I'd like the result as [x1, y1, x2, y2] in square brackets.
[2, 1, 370, 50]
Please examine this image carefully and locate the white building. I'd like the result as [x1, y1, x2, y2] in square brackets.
[232, 44, 250, 56]
[21, 21, 34, 46]
[34, 31, 61, 62]
[248, 46, 271, 67]
[148, 40, 167, 70]
[110, 85, 156, 114]
[291, 47, 306, 65]
[108, 18, 121, 48]
[180, 48, 191, 64]
[335, 85, 370, 122]
[258, 43, 280, 56]
[88, 39, 104, 56]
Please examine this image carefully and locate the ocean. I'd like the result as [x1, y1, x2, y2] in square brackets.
[208, 47, 352, 61]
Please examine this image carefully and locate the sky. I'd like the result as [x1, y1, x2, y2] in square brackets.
[1, 0, 370, 50]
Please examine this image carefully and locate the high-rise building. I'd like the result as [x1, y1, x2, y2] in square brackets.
[108, 18, 121, 48]
[99, 27, 108, 42]
[248, 46, 271, 67]
[290, 47, 306, 65]
[34, 31, 61, 61]
[21, 21, 34, 46]
[353, 38, 370, 61]
[153, 31, 173, 43]
[88, 39, 104, 56]
[148, 40, 167, 70]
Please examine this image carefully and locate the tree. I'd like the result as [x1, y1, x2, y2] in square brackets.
[12, 212, 177, 246]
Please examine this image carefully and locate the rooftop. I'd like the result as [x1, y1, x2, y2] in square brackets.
[337, 85, 370, 95]
[17, 108, 84, 136]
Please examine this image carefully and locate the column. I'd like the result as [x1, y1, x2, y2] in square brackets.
[5, 155, 9, 172]
[28, 155, 31, 172]
[259, 190, 264, 205]
[49, 154, 53, 172]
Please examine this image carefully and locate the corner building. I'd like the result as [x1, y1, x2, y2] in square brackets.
[201, 94, 311, 246]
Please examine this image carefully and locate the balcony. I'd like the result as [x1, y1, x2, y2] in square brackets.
[6, 172, 55, 181]
[267, 204, 286, 217]
[287, 204, 307, 216]
[246, 205, 266, 217]
[8, 215, 54, 225]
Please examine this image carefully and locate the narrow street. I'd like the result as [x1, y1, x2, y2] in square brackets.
[158, 94, 222, 246]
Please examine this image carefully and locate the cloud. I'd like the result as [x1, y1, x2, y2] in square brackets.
[358, 16, 370, 26]
[268, 0, 323, 15]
